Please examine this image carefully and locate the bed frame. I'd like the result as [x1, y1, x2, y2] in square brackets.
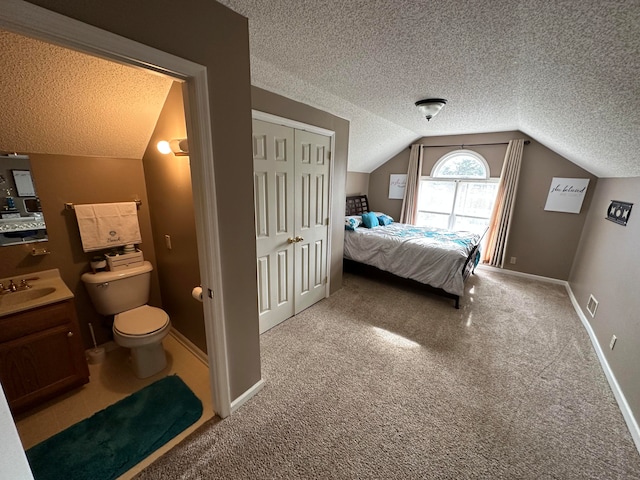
[344, 195, 481, 308]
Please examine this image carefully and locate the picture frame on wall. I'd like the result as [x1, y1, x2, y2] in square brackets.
[606, 200, 633, 226]
[544, 177, 589, 214]
[389, 174, 407, 200]
[11, 169, 36, 197]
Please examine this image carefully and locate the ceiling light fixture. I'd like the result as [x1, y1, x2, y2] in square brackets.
[415, 98, 447, 121]
[156, 138, 189, 156]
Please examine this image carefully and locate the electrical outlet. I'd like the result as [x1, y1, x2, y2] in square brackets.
[610, 335, 617, 350]
[510, 257, 517, 264]
[587, 295, 598, 317]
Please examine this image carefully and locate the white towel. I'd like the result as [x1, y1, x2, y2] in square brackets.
[74, 202, 142, 252]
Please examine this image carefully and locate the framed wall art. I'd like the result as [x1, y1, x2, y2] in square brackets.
[11, 169, 36, 197]
[606, 200, 633, 226]
[544, 177, 589, 214]
[388, 174, 407, 200]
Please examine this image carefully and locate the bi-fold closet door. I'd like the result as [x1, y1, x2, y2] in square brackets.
[253, 119, 331, 334]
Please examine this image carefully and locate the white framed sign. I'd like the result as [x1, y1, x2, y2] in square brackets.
[389, 174, 407, 199]
[11, 170, 36, 197]
[544, 177, 589, 214]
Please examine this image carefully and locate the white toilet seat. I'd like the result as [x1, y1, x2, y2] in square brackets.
[114, 305, 169, 336]
[112, 305, 171, 378]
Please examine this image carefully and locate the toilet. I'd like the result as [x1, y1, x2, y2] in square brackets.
[81, 261, 171, 378]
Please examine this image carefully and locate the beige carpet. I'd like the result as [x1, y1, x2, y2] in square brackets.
[136, 270, 640, 479]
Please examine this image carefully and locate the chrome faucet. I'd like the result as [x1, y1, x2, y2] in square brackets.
[0, 278, 35, 294]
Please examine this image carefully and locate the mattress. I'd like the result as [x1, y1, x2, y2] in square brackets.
[344, 223, 480, 296]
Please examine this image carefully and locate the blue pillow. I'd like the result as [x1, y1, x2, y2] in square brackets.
[361, 212, 380, 228]
[376, 213, 394, 226]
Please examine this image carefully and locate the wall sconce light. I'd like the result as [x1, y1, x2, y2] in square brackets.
[157, 138, 189, 156]
[415, 98, 447, 121]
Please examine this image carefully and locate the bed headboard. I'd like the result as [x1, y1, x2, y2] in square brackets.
[345, 195, 370, 216]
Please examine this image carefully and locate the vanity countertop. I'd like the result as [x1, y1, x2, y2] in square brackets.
[0, 216, 46, 232]
[0, 269, 74, 318]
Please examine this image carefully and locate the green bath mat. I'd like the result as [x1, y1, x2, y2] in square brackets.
[26, 375, 203, 480]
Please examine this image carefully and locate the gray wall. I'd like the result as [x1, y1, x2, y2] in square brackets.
[570, 177, 640, 419]
[507, 139, 597, 279]
[346, 172, 369, 196]
[368, 131, 597, 280]
[251, 86, 350, 293]
[28, 0, 261, 401]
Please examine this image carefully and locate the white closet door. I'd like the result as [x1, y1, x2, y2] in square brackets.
[252, 119, 295, 334]
[294, 129, 330, 314]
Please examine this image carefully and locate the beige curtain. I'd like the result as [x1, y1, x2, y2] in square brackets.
[400, 144, 424, 224]
[482, 139, 525, 267]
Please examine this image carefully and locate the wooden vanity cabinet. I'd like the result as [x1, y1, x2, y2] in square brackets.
[0, 299, 90, 414]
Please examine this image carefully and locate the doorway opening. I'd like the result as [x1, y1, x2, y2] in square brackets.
[0, 0, 232, 475]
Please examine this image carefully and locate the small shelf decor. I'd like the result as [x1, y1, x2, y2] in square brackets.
[606, 200, 633, 226]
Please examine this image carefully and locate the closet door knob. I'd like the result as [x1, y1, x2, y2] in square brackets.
[287, 237, 296, 244]
[295, 236, 304, 243]
[67, 331, 74, 337]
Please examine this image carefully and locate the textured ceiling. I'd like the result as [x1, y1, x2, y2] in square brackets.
[0, 2, 638, 177]
[219, 0, 640, 177]
[0, 30, 173, 159]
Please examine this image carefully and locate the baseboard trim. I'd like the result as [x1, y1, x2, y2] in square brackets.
[565, 285, 640, 454]
[477, 264, 567, 285]
[478, 264, 640, 453]
[168, 328, 264, 414]
[230, 379, 265, 414]
[169, 328, 208, 366]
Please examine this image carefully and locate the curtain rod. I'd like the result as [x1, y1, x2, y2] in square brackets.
[409, 140, 530, 150]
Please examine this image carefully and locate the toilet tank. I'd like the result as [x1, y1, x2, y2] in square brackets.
[81, 261, 153, 315]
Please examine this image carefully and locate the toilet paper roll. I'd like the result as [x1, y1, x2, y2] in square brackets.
[191, 286, 203, 302]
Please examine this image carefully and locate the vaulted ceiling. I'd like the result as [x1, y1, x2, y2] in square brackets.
[0, 1, 638, 178]
[218, 0, 640, 177]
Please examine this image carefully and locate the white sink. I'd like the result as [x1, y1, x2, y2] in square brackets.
[0, 269, 73, 317]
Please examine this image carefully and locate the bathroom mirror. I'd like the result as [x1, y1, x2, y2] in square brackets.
[0, 154, 48, 246]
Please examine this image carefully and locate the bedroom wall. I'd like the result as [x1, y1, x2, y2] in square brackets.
[570, 177, 640, 422]
[142, 82, 207, 354]
[251, 86, 350, 293]
[346, 172, 369, 196]
[27, 0, 261, 402]
[368, 131, 597, 280]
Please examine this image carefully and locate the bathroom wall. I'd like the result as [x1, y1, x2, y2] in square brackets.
[0, 154, 161, 348]
[142, 82, 207, 353]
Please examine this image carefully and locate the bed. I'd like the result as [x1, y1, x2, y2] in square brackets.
[343, 195, 483, 308]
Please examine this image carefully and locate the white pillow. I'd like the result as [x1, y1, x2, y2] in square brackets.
[344, 215, 362, 230]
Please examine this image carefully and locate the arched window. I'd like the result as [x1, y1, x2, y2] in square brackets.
[417, 150, 498, 233]
[431, 150, 490, 179]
